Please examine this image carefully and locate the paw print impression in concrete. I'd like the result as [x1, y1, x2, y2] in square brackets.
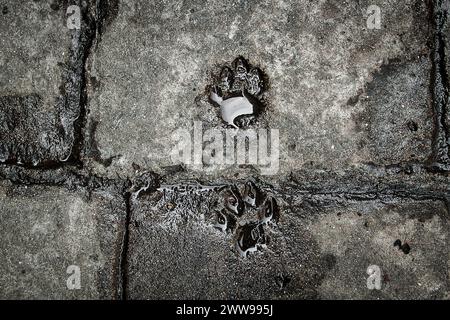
[209, 57, 267, 128]
[218, 181, 280, 258]
[156, 180, 280, 258]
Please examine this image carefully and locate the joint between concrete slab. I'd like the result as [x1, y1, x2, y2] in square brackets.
[117, 191, 132, 300]
[69, 1, 98, 168]
[430, 0, 450, 169]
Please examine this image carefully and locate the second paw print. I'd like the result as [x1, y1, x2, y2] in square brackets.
[214, 181, 280, 258]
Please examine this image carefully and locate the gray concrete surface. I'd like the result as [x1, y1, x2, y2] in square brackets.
[0, 0, 449, 300]
[0, 178, 126, 299]
[0, 0, 89, 165]
[85, 0, 432, 178]
[126, 173, 449, 299]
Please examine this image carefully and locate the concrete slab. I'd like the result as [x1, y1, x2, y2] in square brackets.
[86, 0, 432, 178]
[0, 0, 88, 165]
[126, 179, 449, 299]
[0, 0, 448, 302]
[0, 180, 126, 299]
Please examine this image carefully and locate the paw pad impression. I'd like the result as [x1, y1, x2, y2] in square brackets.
[210, 57, 266, 128]
[156, 180, 280, 258]
[215, 181, 280, 258]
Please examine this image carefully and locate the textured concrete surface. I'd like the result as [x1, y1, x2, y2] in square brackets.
[0, 178, 126, 299]
[0, 0, 450, 300]
[353, 57, 433, 165]
[85, 0, 432, 178]
[0, 0, 91, 165]
[126, 174, 449, 299]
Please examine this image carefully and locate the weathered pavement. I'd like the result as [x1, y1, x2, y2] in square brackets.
[0, 0, 449, 299]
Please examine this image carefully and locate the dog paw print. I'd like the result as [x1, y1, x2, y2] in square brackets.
[209, 57, 266, 128]
[155, 180, 280, 257]
[214, 181, 280, 258]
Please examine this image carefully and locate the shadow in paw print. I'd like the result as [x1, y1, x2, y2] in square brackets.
[209, 57, 267, 128]
[243, 180, 264, 207]
[236, 222, 266, 257]
[258, 196, 280, 224]
[222, 185, 245, 216]
[214, 209, 237, 233]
